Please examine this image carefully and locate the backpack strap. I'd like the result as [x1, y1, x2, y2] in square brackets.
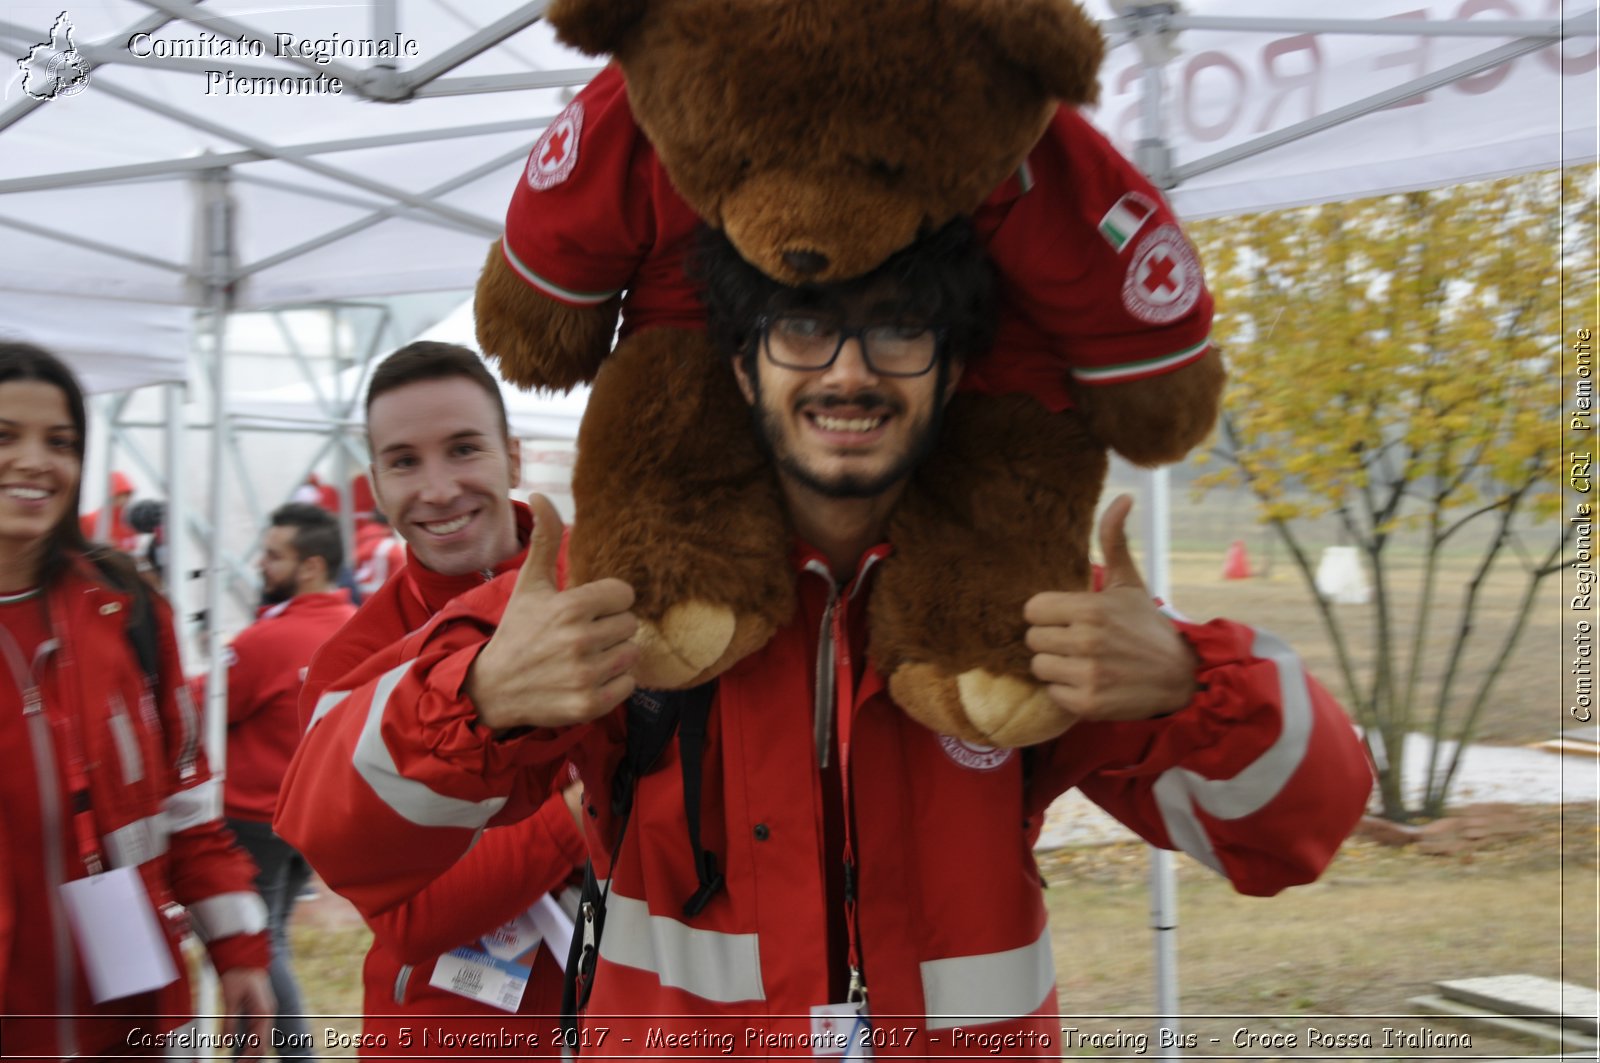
[561, 679, 719, 1043]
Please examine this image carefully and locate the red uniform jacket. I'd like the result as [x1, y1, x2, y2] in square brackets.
[501, 65, 1214, 415]
[277, 538, 1374, 1055]
[0, 559, 269, 1060]
[295, 502, 587, 1057]
[212, 590, 356, 821]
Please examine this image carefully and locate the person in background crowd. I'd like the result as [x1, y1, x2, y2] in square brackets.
[0, 341, 272, 1059]
[285, 342, 586, 1058]
[78, 468, 140, 553]
[195, 502, 357, 1059]
[352, 509, 406, 600]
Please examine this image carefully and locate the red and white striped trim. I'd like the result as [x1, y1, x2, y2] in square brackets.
[1070, 337, 1211, 386]
[1151, 627, 1314, 873]
[921, 926, 1056, 1030]
[351, 661, 509, 829]
[499, 241, 618, 307]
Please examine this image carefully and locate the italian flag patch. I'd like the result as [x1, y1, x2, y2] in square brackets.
[1098, 191, 1158, 253]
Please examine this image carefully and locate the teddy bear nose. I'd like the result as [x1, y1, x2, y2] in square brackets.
[782, 250, 830, 276]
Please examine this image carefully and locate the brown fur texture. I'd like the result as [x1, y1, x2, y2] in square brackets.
[1076, 347, 1228, 467]
[567, 328, 794, 673]
[474, 243, 620, 390]
[872, 394, 1105, 677]
[550, 0, 1101, 284]
[475, 0, 1219, 738]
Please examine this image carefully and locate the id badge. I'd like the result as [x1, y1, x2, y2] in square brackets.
[810, 1002, 872, 1060]
[430, 903, 544, 1012]
[59, 867, 179, 1003]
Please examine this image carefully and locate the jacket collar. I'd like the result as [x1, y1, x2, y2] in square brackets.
[403, 500, 533, 615]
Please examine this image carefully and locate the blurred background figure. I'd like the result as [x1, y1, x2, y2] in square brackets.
[194, 502, 357, 1059]
[78, 468, 139, 552]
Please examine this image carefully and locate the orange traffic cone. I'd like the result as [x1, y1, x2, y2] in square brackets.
[1222, 539, 1253, 580]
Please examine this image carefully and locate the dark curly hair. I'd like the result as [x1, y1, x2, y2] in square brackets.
[691, 219, 998, 377]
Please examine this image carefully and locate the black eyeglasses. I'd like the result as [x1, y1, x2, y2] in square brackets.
[757, 314, 946, 378]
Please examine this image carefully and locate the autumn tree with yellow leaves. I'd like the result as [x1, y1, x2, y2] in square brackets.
[1190, 168, 1595, 822]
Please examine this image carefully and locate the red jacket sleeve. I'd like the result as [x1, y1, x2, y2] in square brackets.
[1027, 614, 1374, 897]
[499, 64, 658, 309]
[149, 596, 271, 972]
[364, 786, 587, 965]
[276, 575, 588, 920]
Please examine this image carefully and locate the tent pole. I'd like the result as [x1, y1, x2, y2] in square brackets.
[163, 381, 192, 665]
[1116, 4, 1183, 1053]
[193, 163, 237, 1034]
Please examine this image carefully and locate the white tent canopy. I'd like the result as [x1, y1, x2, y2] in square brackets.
[1, 1, 1591, 361]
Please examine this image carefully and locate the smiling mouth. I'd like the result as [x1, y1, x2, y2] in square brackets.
[3, 486, 51, 501]
[812, 414, 886, 433]
[419, 513, 472, 536]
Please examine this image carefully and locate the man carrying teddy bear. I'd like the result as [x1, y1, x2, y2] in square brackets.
[277, 220, 1372, 1054]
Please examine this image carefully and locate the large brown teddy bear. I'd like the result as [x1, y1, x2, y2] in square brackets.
[475, 0, 1224, 746]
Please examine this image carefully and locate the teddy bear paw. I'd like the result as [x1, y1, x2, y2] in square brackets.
[889, 662, 1076, 749]
[632, 601, 774, 690]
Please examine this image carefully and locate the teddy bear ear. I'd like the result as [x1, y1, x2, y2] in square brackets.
[545, 0, 650, 57]
[945, 0, 1106, 105]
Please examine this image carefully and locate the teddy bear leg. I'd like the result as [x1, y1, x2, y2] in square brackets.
[567, 328, 794, 689]
[871, 393, 1108, 747]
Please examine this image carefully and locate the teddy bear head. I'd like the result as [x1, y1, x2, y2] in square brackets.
[547, 0, 1105, 285]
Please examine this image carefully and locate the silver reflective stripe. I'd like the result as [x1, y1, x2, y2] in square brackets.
[107, 693, 145, 784]
[352, 660, 507, 829]
[1152, 627, 1315, 873]
[104, 814, 169, 868]
[174, 679, 201, 779]
[598, 891, 765, 1004]
[393, 964, 413, 1004]
[188, 890, 269, 942]
[165, 778, 221, 831]
[921, 926, 1056, 1030]
[308, 687, 352, 729]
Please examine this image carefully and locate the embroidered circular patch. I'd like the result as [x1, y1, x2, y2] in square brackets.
[1122, 223, 1203, 324]
[526, 99, 584, 190]
[938, 735, 1015, 772]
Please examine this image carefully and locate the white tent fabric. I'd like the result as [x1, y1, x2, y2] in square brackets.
[1085, 0, 1595, 217]
[1, 1, 1591, 355]
[0, 290, 188, 392]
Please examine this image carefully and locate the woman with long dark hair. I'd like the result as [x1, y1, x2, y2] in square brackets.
[0, 342, 273, 1058]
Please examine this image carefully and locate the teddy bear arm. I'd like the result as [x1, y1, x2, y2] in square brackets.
[1076, 346, 1227, 467]
[473, 242, 620, 391]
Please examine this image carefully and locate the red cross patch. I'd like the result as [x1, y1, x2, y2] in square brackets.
[1122, 223, 1203, 325]
[525, 99, 584, 191]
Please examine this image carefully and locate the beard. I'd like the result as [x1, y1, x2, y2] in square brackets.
[258, 577, 294, 608]
[748, 363, 949, 500]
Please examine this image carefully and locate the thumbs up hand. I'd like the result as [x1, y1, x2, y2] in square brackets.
[1022, 495, 1199, 722]
[467, 494, 641, 732]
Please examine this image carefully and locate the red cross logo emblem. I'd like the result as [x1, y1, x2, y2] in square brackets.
[526, 101, 584, 190]
[1122, 224, 1203, 324]
[540, 128, 570, 168]
[1141, 253, 1179, 295]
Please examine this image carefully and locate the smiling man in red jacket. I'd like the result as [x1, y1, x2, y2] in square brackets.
[286, 343, 586, 1057]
